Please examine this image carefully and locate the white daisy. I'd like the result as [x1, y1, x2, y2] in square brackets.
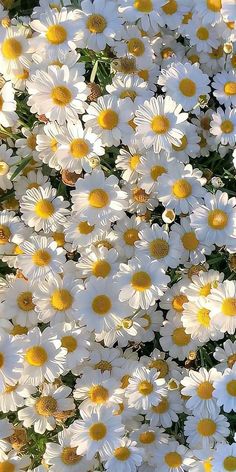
[0, 278, 37, 328]
[208, 280, 236, 334]
[214, 338, 236, 371]
[0, 25, 30, 77]
[36, 122, 64, 170]
[184, 412, 229, 448]
[160, 316, 199, 361]
[103, 437, 143, 472]
[0, 81, 18, 127]
[182, 297, 222, 343]
[125, 366, 167, 411]
[150, 440, 194, 472]
[114, 25, 153, 69]
[210, 106, 236, 145]
[64, 214, 106, 251]
[185, 17, 220, 52]
[56, 322, 90, 373]
[146, 390, 184, 429]
[0, 331, 23, 393]
[212, 443, 236, 472]
[212, 70, 236, 107]
[118, 0, 166, 31]
[181, 368, 221, 416]
[106, 73, 153, 106]
[76, 245, 119, 280]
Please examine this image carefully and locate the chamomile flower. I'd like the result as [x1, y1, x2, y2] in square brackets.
[0, 81, 18, 127]
[159, 0, 192, 30]
[123, 182, 158, 215]
[15, 126, 41, 159]
[103, 437, 143, 472]
[0, 452, 30, 472]
[36, 122, 63, 170]
[184, 412, 229, 448]
[150, 441, 195, 472]
[56, 322, 90, 372]
[125, 366, 167, 410]
[106, 73, 153, 106]
[131, 425, 168, 463]
[183, 269, 224, 301]
[0, 210, 26, 255]
[114, 215, 146, 259]
[14, 170, 49, 200]
[64, 215, 106, 251]
[137, 151, 172, 194]
[0, 278, 37, 328]
[0, 332, 23, 392]
[181, 368, 221, 416]
[114, 25, 153, 69]
[181, 298, 222, 343]
[146, 389, 184, 429]
[0, 26, 30, 77]
[96, 310, 148, 348]
[118, 0, 166, 31]
[185, 17, 220, 52]
[214, 338, 236, 371]
[115, 146, 146, 184]
[208, 280, 236, 334]
[210, 106, 236, 145]
[212, 70, 236, 106]
[160, 316, 199, 361]
[212, 443, 236, 472]
[76, 245, 119, 280]
[0, 382, 35, 413]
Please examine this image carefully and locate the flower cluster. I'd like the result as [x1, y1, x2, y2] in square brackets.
[0, 0, 236, 471]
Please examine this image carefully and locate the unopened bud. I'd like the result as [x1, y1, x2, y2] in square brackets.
[211, 176, 224, 188]
[162, 209, 175, 224]
[224, 42, 233, 54]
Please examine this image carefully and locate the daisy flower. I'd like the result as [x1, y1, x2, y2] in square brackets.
[0, 332, 23, 392]
[36, 122, 64, 170]
[76, 245, 119, 280]
[103, 438, 143, 472]
[181, 367, 221, 416]
[114, 215, 146, 259]
[212, 443, 236, 472]
[0, 143, 18, 191]
[150, 440, 195, 472]
[70, 406, 124, 460]
[97, 311, 148, 348]
[222, 0, 236, 21]
[146, 390, 184, 429]
[32, 0, 72, 19]
[14, 169, 49, 200]
[210, 106, 236, 145]
[116, 255, 170, 309]
[141, 348, 182, 382]
[185, 17, 220, 52]
[106, 73, 153, 106]
[184, 412, 229, 448]
[134, 96, 188, 153]
[56, 322, 90, 373]
[15, 125, 41, 160]
[118, 0, 166, 31]
[0, 81, 18, 127]
[0, 382, 35, 414]
[159, 0, 192, 30]
[114, 25, 153, 69]
[0, 278, 37, 328]
[160, 316, 199, 361]
[183, 269, 224, 301]
[27, 65, 88, 125]
[213, 366, 236, 412]
[170, 122, 200, 164]
[138, 152, 173, 193]
[0, 210, 26, 255]
[194, 0, 223, 24]
[123, 182, 158, 215]
[0, 418, 13, 451]
[125, 366, 167, 411]
[64, 214, 106, 251]
[0, 25, 30, 77]
[214, 338, 236, 371]
[131, 425, 168, 463]
[0, 452, 30, 472]
[21, 326, 66, 386]
[208, 280, 236, 334]
[172, 217, 214, 265]
[212, 70, 236, 107]
[181, 297, 222, 343]
[71, 169, 127, 226]
[115, 145, 146, 184]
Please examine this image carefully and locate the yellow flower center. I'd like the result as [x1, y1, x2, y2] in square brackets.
[182, 232, 199, 251]
[151, 115, 170, 134]
[221, 120, 234, 134]
[0, 352, 4, 368]
[86, 14, 107, 33]
[114, 447, 131, 461]
[138, 69, 149, 80]
[120, 374, 130, 389]
[120, 89, 137, 101]
[226, 380, 236, 396]
[224, 81, 236, 96]
[149, 239, 169, 259]
[25, 346, 48, 366]
[122, 318, 133, 329]
[98, 109, 119, 130]
[89, 188, 109, 208]
[89, 385, 109, 404]
[197, 381, 214, 399]
[51, 85, 72, 106]
[78, 221, 94, 234]
[35, 199, 55, 218]
[197, 27, 209, 41]
[224, 456, 236, 471]
[228, 354, 236, 369]
[61, 335, 77, 352]
[52, 231, 65, 247]
[32, 249, 51, 266]
[50, 289, 73, 311]
[172, 294, 188, 313]
[134, 0, 153, 12]
[17, 291, 35, 312]
[130, 154, 140, 170]
[11, 325, 28, 336]
[0, 462, 15, 472]
[139, 431, 156, 444]
[61, 447, 81, 465]
[197, 308, 211, 327]
[172, 179, 192, 199]
[209, 45, 224, 59]
[94, 240, 113, 249]
[172, 327, 191, 346]
[50, 138, 58, 152]
[35, 395, 57, 416]
[197, 419, 216, 436]
[70, 139, 89, 159]
[0, 161, 9, 176]
[179, 78, 196, 97]
[127, 37, 145, 56]
[27, 134, 36, 150]
[123, 228, 139, 245]
[173, 135, 188, 151]
[0, 225, 11, 244]
[162, 0, 177, 14]
[161, 47, 174, 59]
[2, 38, 22, 59]
[149, 359, 169, 377]
[95, 360, 112, 372]
[131, 271, 151, 291]
[152, 397, 169, 413]
[188, 53, 199, 64]
[165, 452, 182, 468]
[4, 384, 17, 393]
[208, 209, 229, 230]
[92, 260, 111, 278]
[199, 283, 212, 296]
[222, 298, 236, 317]
[207, 0, 222, 11]
[92, 294, 112, 315]
[46, 24, 67, 45]
[203, 459, 212, 472]
[89, 422, 107, 440]
[15, 69, 29, 80]
[138, 380, 153, 395]
[150, 165, 166, 180]
[132, 187, 149, 202]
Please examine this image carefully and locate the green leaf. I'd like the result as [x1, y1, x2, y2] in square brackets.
[10, 156, 32, 181]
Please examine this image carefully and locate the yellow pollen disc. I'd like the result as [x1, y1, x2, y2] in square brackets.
[172, 294, 188, 313]
[113, 447, 131, 461]
[231, 55, 236, 68]
[50, 138, 58, 152]
[197, 381, 214, 399]
[132, 187, 149, 202]
[188, 54, 199, 64]
[172, 327, 191, 346]
[120, 374, 130, 389]
[162, 0, 177, 14]
[122, 318, 133, 329]
[199, 283, 211, 297]
[50, 289, 73, 311]
[89, 385, 109, 404]
[70, 138, 89, 159]
[4, 384, 17, 393]
[98, 109, 119, 130]
[25, 346, 48, 366]
[27, 182, 39, 190]
[51, 85, 72, 106]
[78, 221, 94, 234]
[89, 188, 109, 208]
[17, 291, 35, 312]
[35, 396, 57, 416]
[172, 179, 192, 199]
[138, 380, 153, 395]
[0, 352, 4, 368]
[35, 199, 55, 218]
[199, 134, 207, 148]
[120, 89, 137, 101]
[130, 154, 140, 170]
[182, 11, 192, 24]
[152, 397, 169, 413]
[92, 294, 111, 315]
[32, 249, 51, 267]
[221, 120, 234, 134]
[27, 134, 36, 150]
[114, 402, 124, 415]
[227, 354, 236, 369]
[173, 135, 188, 151]
[127, 37, 145, 56]
[138, 69, 149, 81]
[89, 422, 107, 440]
[197, 419, 216, 436]
[222, 298, 236, 317]
[2, 38, 22, 59]
[139, 431, 155, 444]
[0, 225, 11, 244]
[224, 81, 236, 96]
[92, 260, 111, 278]
[94, 240, 113, 250]
[223, 456, 236, 471]
[161, 47, 174, 59]
[149, 239, 169, 259]
[52, 231, 65, 247]
[15, 69, 29, 80]
[149, 359, 169, 377]
[151, 115, 170, 134]
[208, 209, 228, 230]
[150, 165, 166, 180]
[207, 0, 222, 11]
[182, 232, 199, 251]
[165, 452, 182, 468]
[209, 45, 224, 59]
[0, 462, 15, 472]
[46, 24, 67, 45]
[61, 447, 81, 465]
[11, 325, 28, 336]
[179, 78, 196, 97]
[0, 161, 9, 176]
[86, 14, 107, 33]
[197, 308, 211, 327]
[227, 380, 236, 396]
[134, 0, 153, 12]
[95, 360, 112, 372]
[123, 228, 139, 246]
[61, 335, 77, 352]
[197, 27, 209, 40]
[131, 271, 151, 291]
[203, 459, 213, 472]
